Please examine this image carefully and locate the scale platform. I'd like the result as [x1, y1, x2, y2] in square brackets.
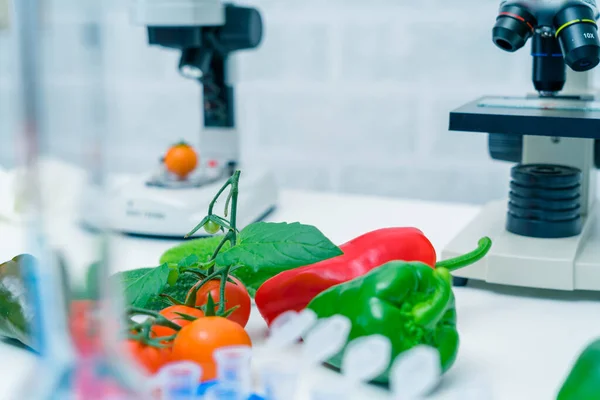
[81, 168, 278, 239]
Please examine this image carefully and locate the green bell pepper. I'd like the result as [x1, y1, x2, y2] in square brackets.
[306, 237, 492, 384]
[557, 338, 600, 400]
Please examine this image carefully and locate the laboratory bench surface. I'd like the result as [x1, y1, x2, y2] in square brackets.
[1, 189, 600, 400]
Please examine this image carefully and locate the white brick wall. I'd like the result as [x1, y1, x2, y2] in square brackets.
[1, 0, 599, 205]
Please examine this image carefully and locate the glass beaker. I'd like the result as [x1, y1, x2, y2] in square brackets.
[6, 0, 152, 398]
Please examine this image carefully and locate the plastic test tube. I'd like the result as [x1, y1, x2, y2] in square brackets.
[341, 334, 392, 384]
[155, 361, 202, 400]
[212, 346, 253, 398]
[390, 345, 442, 400]
[259, 309, 318, 400]
[260, 361, 299, 400]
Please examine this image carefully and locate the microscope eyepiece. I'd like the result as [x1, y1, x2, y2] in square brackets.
[493, 5, 537, 52]
[554, 5, 600, 71]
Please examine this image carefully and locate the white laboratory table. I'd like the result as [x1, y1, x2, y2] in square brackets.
[1, 189, 600, 400]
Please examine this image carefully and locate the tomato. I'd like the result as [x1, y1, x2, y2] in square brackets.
[126, 339, 171, 375]
[171, 316, 252, 381]
[164, 142, 198, 179]
[191, 277, 251, 327]
[69, 300, 99, 356]
[151, 305, 205, 338]
[204, 220, 221, 234]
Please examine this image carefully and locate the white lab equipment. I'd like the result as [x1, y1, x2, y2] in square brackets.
[205, 384, 247, 400]
[11, 0, 151, 397]
[301, 315, 352, 368]
[155, 361, 202, 400]
[260, 361, 300, 400]
[443, 0, 600, 292]
[259, 314, 352, 400]
[213, 346, 253, 398]
[264, 309, 318, 350]
[81, 0, 277, 238]
[340, 334, 392, 384]
[390, 345, 442, 400]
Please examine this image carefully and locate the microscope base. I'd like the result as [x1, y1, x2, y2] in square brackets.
[441, 199, 600, 291]
[81, 168, 278, 238]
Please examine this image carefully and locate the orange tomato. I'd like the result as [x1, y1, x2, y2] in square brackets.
[151, 305, 205, 339]
[164, 142, 198, 179]
[171, 316, 252, 381]
[190, 277, 252, 327]
[125, 340, 171, 375]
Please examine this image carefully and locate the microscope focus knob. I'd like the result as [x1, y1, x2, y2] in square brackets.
[506, 164, 583, 239]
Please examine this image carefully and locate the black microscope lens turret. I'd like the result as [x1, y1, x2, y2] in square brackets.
[493, 5, 537, 52]
[532, 31, 566, 94]
[554, 5, 600, 71]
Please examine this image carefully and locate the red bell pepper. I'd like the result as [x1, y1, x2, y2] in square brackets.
[255, 227, 437, 326]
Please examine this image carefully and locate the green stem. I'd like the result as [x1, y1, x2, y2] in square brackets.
[141, 321, 152, 341]
[128, 307, 181, 331]
[208, 177, 233, 216]
[217, 266, 232, 314]
[207, 232, 231, 275]
[224, 190, 233, 218]
[180, 259, 215, 271]
[184, 216, 210, 239]
[129, 322, 145, 333]
[229, 170, 240, 246]
[182, 269, 208, 279]
[183, 266, 228, 305]
[435, 237, 492, 272]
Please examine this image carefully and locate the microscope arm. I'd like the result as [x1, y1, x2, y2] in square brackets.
[196, 43, 239, 175]
[138, 1, 262, 175]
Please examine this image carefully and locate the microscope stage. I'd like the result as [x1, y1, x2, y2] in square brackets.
[441, 199, 600, 291]
[81, 168, 278, 238]
[450, 96, 600, 139]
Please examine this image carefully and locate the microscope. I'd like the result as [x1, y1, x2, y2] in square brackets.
[442, 0, 600, 291]
[86, 0, 278, 237]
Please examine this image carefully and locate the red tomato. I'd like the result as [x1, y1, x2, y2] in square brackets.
[125, 339, 171, 375]
[151, 305, 205, 338]
[69, 300, 99, 356]
[171, 316, 252, 381]
[190, 277, 251, 327]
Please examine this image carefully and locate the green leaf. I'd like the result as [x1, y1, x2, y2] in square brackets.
[229, 266, 274, 296]
[159, 236, 230, 266]
[216, 222, 343, 272]
[177, 254, 199, 268]
[112, 264, 170, 308]
[167, 265, 179, 287]
[145, 273, 200, 311]
[204, 292, 217, 317]
[0, 255, 36, 351]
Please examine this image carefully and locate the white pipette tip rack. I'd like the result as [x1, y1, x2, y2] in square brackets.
[390, 345, 442, 399]
[341, 334, 392, 384]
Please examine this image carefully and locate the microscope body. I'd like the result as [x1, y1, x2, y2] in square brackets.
[133, 0, 263, 175]
[441, 0, 600, 290]
[81, 0, 277, 238]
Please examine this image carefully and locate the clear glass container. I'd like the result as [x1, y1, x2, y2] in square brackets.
[3, 0, 151, 398]
[2, 0, 273, 398]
